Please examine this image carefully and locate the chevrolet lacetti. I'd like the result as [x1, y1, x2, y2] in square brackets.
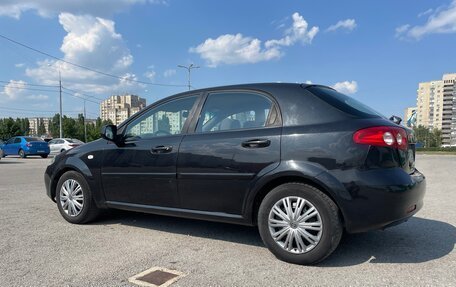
[45, 83, 425, 264]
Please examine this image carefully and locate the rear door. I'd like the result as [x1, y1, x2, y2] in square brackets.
[101, 95, 199, 207]
[177, 91, 282, 215]
[3, 138, 15, 155]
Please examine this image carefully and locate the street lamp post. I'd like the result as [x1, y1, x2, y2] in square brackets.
[178, 64, 199, 91]
[83, 99, 87, 142]
[49, 62, 63, 138]
[59, 69, 62, 138]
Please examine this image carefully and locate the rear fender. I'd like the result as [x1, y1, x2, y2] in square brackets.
[244, 160, 351, 224]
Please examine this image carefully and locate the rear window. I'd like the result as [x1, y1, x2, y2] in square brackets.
[25, 137, 43, 142]
[307, 86, 384, 118]
[67, 139, 84, 144]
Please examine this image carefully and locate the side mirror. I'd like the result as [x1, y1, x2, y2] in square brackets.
[389, 115, 402, 125]
[101, 125, 118, 142]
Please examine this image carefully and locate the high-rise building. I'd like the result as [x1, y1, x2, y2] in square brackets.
[416, 80, 443, 130]
[413, 73, 456, 146]
[100, 94, 146, 125]
[442, 74, 456, 146]
[29, 117, 50, 136]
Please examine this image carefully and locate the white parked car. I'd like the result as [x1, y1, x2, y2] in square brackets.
[48, 138, 84, 153]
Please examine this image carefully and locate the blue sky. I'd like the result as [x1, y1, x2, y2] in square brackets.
[0, 0, 455, 119]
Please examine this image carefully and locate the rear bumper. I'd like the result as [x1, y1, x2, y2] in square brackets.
[25, 147, 50, 155]
[341, 168, 425, 233]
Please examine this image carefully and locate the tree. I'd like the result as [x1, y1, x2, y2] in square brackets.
[37, 121, 46, 136]
[413, 125, 442, 148]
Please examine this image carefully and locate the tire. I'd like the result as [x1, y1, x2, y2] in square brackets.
[41, 154, 48, 158]
[56, 171, 100, 224]
[60, 149, 66, 153]
[258, 183, 342, 265]
[18, 149, 26, 158]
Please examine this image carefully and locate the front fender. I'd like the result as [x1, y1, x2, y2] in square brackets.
[49, 155, 107, 208]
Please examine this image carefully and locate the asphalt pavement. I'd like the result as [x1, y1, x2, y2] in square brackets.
[0, 154, 455, 286]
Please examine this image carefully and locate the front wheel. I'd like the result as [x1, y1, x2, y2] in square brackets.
[258, 183, 342, 265]
[41, 154, 48, 158]
[56, 171, 100, 224]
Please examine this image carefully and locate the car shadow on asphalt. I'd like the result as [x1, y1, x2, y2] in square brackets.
[94, 213, 455, 266]
[319, 217, 456, 266]
[96, 210, 264, 247]
[0, 161, 24, 164]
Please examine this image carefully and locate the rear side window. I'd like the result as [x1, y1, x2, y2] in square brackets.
[307, 86, 384, 118]
[14, 138, 21, 143]
[196, 92, 275, 133]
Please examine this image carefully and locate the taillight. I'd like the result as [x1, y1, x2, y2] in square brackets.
[69, 144, 78, 147]
[353, 126, 408, 150]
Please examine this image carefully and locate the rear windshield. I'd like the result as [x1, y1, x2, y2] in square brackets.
[307, 86, 384, 118]
[25, 137, 43, 142]
[67, 139, 84, 144]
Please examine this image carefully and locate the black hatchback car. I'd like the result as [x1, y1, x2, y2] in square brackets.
[45, 83, 425, 264]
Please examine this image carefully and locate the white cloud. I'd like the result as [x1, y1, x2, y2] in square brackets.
[265, 13, 319, 47]
[144, 71, 156, 81]
[396, 0, 456, 40]
[0, 0, 166, 19]
[332, 81, 358, 94]
[15, 63, 25, 68]
[26, 94, 49, 100]
[190, 12, 318, 67]
[418, 8, 434, 18]
[25, 13, 144, 95]
[163, 69, 176, 77]
[0, 80, 27, 100]
[395, 24, 410, 38]
[326, 19, 357, 32]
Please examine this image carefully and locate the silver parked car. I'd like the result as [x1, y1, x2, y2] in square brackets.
[48, 138, 84, 153]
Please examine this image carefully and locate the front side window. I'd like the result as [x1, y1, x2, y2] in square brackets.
[125, 96, 197, 140]
[7, 138, 15, 144]
[196, 92, 274, 133]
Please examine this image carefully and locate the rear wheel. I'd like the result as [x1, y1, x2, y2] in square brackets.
[56, 171, 100, 224]
[18, 149, 26, 158]
[258, 183, 342, 265]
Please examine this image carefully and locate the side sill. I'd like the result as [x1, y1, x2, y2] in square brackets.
[105, 201, 252, 226]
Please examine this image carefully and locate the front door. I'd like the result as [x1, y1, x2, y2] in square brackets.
[177, 91, 282, 215]
[3, 138, 15, 155]
[101, 95, 199, 207]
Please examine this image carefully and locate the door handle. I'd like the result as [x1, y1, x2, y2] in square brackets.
[151, 145, 173, 153]
[242, 139, 271, 148]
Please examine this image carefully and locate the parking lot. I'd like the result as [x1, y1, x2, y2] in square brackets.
[0, 154, 455, 286]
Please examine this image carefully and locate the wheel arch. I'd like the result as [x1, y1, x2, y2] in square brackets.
[246, 162, 351, 227]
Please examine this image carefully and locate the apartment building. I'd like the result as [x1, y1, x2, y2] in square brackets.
[29, 117, 50, 136]
[412, 73, 456, 146]
[100, 94, 146, 125]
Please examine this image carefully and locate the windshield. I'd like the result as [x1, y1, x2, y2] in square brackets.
[307, 86, 385, 118]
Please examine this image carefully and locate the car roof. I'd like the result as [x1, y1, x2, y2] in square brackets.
[147, 82, 332, 108]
